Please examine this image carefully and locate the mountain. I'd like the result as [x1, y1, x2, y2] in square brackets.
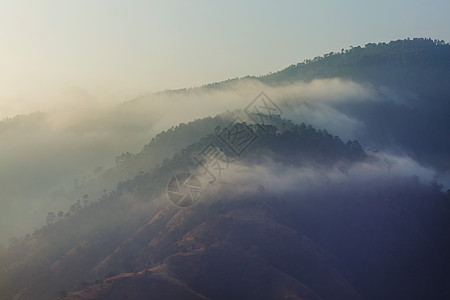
[2, 39, 450, 246]
[94, 38, 450, 193]
[204, 38, 450, 170]
[1, 116, 450, 299]
[1, 38, 450, 299]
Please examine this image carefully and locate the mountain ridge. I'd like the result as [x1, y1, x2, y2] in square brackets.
[1, 38, 450, 299]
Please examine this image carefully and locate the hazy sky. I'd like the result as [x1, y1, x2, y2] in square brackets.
[1, 0, 449, 118]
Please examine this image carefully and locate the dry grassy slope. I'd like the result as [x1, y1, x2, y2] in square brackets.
[61, 267, 209, 300]
[60, 204, 361, 300]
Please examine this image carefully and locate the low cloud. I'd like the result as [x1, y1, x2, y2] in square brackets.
[131, 78, 374, 140]
[0, 77, 429, 243]
[199, 151, 444, 201]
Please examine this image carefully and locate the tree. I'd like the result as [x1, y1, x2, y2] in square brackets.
[115, 152, 133, 165]
[69, 202, 82, 214]
[57, 211, 64, 219]
[82, 194, 89, 207]
[46, 212, 57, 225]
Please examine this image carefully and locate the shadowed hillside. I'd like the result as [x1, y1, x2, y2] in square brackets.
[1, 116, 450, 299]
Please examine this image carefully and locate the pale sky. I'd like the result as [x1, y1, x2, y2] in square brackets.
[0, 0, 449, 118]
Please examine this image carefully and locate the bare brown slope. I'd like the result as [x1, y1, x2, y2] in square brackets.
[75, 205, 360, 300]
[60, 266, 209, 300]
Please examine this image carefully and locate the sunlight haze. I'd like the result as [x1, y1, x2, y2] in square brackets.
[1, 0, 449, 118]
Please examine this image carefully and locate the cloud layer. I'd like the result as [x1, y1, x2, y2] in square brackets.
[0, 77, 444, 244]
[200, 151, 441, 199]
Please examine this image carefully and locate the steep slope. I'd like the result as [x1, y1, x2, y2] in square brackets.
[1, 119, 449, 299]
[262, 38, 450, 169]
[0, 122, 366, 299]
[61, 267, 209, 300]
[263, 38, 450, 91]
[59, 179, 450, 300]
